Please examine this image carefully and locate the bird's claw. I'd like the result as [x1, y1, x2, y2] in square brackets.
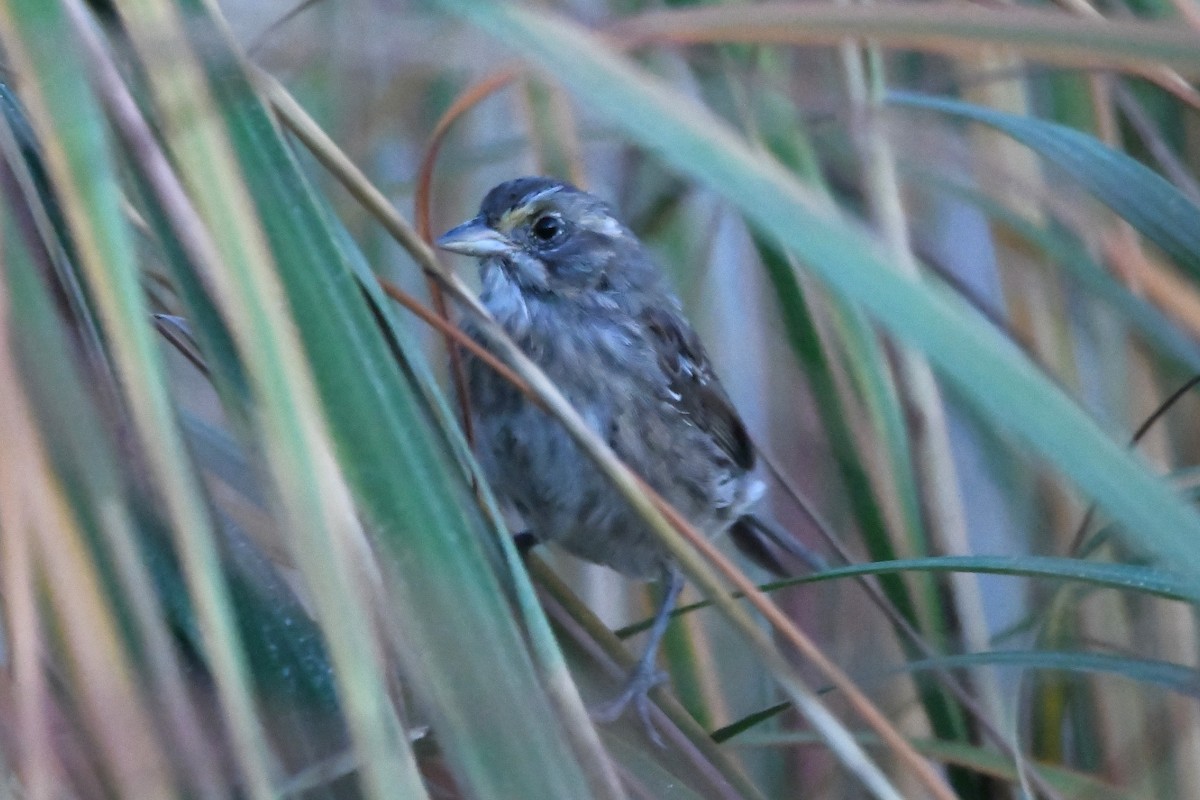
[591, 668, 670, 747]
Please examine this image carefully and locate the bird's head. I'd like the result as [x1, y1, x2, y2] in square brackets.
[437, 177, 657, 301]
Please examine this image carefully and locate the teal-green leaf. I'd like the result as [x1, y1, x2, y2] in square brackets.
[787, 555, 1200, 603]
[887, 90, 1200, 283]
[169, 3, 620, 796]
[634, 554, 1200, 633]
[903, 650, 1200, 697]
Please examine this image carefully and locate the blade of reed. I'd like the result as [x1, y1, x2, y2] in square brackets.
[607, 4, 1200, 74]
[103, 0, 438, 794]
[0, 1, 279, 795]
[901, 650, 1200, 697]
[128, 151, 350, 764]
[0, 152, 182, 800]
[654, 555, 1200, 619]
[888, 91, 1200, 282]
[125, 0, 625, 795]
[925, 176, 1200, 374]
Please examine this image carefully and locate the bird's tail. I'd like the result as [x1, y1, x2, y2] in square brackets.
[728, 513, 828, 577]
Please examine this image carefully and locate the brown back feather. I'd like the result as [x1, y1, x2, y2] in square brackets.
[639, 306, 755, 471]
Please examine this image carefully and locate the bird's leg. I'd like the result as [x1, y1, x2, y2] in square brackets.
[592, 566, 685, 746]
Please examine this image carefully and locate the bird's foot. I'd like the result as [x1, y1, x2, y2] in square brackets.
[591, 666, 670, 747]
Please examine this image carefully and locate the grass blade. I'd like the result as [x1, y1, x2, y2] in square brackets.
[0, 2, 279, 794]
[889, 91, 1200, 282]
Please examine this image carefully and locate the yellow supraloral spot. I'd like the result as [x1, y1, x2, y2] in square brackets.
[497, 203, 536, 233]
[496, 185, 563, 233]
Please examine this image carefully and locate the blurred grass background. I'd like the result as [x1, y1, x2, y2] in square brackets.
[0, 0, 1199, 797]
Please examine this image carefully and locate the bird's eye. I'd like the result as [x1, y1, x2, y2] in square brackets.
[531, 214, 563, 242]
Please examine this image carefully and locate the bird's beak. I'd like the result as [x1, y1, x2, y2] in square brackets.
[436, 216, 515, 257]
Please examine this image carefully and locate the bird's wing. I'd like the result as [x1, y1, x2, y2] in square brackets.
[638, 305, 755, 471]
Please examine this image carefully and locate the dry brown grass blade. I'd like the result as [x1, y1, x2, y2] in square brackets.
[1105, 229, 1200, 341]
[0, 293, 177, 799]
[0, 302, 61, 798]
[376, 276, 536, 406]
[1042, 0, 1200, 109]
[606, 4, 1200, 108]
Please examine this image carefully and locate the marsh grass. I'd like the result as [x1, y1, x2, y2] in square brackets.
[0, 0, 1197, 797]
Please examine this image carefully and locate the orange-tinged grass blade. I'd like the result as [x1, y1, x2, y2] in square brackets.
[0, 295, 177, 799]
[414, 66, 521, 445]
[606, 4, 1200, 109]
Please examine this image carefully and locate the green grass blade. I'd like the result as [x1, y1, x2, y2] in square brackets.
[141, 2, 622, 795]
[0, 147, 185, 800]
[888, 90, 1200, 283]
[903, 650, 1200, 697]
[639, 555, 1200, 632]
[792, 555, 1200, 602]
[926, 176, 1200, 373]
[0, 2, 280, 795]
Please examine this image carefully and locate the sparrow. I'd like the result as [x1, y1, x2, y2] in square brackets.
[437, 177, 793, 743]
